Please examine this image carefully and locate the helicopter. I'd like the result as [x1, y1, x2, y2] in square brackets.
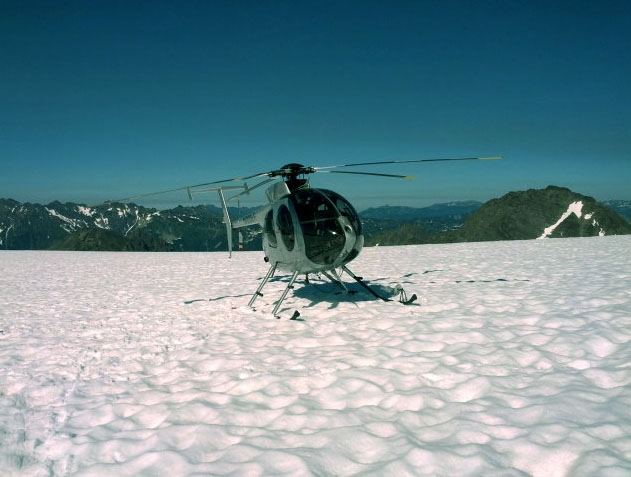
[113, 156, 502, 318]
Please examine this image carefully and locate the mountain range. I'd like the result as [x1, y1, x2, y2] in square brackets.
[0, 199, 259, 252]
[1, 186, 629, 251]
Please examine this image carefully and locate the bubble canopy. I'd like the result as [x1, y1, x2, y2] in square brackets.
[289, 188, 362, 266]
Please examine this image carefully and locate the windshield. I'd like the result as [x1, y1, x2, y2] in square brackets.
[291, 189, 344, 265]
[318, 189, 362, 235]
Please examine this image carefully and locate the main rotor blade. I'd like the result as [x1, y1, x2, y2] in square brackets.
[109, 185, 197, 203]
[314, 155, 502, 171]
[109, 171, 271, 203]
[187, 170, 272, 188]
[323, 170, 414, 179]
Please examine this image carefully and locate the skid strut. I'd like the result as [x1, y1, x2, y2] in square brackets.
[249, 264, 299, 318]
[341, 266, 391, 302]
[248, 263, 277, 308]
[272, 271, 299, 317]
[322, 269, 350, 293]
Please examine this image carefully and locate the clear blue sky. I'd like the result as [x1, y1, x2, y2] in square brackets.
[2, 0, 630, 209]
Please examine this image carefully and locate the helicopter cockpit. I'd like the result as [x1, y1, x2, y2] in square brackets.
[291, 188, 363, 267]
[262, 187, 364, 271]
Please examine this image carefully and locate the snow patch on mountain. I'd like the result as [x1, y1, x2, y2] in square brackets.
[94, 216, 110, 229]
[45, 208, 82, 233]
[2, 224, 13, 246]
[537, 201, 603, 239]
[124, 210, 141, 236]
[76, 206, 95, 217]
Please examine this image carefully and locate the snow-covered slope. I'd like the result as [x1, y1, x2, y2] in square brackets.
[1, 237, 630, 476]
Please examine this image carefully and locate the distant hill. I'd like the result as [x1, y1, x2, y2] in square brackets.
[360, 201, 480, 244]
[437, 186, 631, 243]
[360, 201, 481, 221]
[364, 223, 432, 247]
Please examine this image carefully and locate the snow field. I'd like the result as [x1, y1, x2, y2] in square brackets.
[1, 236, 630, 476]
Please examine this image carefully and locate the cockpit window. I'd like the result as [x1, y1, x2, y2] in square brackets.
[276, 204, 295, 251]
[319, 189, 362, 235]
[292, 189, 337, 223]
[264, 210, 277, 247]
[291, 189, 344, 265]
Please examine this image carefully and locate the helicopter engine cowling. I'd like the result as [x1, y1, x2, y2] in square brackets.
[261, 188, 364, 274]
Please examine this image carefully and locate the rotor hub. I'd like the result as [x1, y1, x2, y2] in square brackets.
[277, 163, 313, 191]
[278, 163, 315, 178]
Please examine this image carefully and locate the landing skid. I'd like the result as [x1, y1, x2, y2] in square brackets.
[249, 263, 417, 318]
[336, 266, 418, 305]
[340, 266, 391, 302]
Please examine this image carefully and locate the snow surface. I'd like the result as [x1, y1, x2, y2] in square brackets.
[1, 237, 630, 476]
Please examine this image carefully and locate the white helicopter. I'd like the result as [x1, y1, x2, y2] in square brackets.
[114, 156, 501, 318]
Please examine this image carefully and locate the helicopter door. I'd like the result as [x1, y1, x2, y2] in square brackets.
[264, 210, 277, 247]
[276, 204, 295, 251]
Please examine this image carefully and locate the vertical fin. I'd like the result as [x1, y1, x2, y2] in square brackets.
[218, 188, 232, 258]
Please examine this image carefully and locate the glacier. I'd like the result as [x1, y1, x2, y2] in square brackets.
[0, 236, 630, 476]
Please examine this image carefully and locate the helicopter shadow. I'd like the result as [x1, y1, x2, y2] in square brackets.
[184, 293, 252, 304]
[292, 279, 395, 310]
